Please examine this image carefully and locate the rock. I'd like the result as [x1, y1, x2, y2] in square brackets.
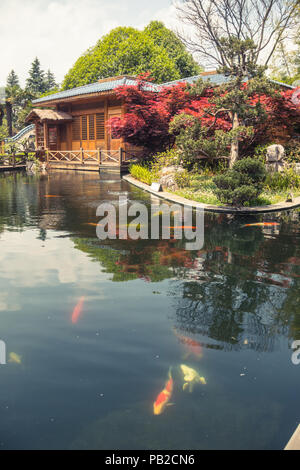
[294, 163, 300, 175]
[160, 165, 184, 176]
[159, 165, 184, 191]
[266, 144, 285, 163]
[159, 173, 178, 191]
[265, 161, 286, 173]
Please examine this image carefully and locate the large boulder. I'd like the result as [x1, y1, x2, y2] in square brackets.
[266, 144, 285, 163]
[265, 145, 286, 173]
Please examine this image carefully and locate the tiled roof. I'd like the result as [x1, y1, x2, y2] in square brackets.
[33, 73, 294, 105]
[162, 73, 232, 87]
[162, 73, 295, 89]
[33, 76, 160, 104]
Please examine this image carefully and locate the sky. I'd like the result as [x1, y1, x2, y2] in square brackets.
[0, 0, 181, 86]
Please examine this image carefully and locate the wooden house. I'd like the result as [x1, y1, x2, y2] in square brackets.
[25, 72, 295, 172]
[25, 75, 159, 171]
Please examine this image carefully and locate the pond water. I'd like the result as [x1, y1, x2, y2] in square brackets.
[0, 170, 299, 450]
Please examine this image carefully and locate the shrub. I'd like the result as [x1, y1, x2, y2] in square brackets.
[213, 157, 266, 206]
[150, 149, 180, 178]
[174, 169, 191, 188]
[130, 164, 153, 185]
[265, 167, 300, 191]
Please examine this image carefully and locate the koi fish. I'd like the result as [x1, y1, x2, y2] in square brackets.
[173, 328, 203, 359]
[153, 369, 174, 415]
[180, 364, 206, 392]
[8, 352, 22, 364]
[44, 195, 62, 198]
[243, 222, 279, 227]
[85, 223, 99, 226]
[71, 296, 85, 324]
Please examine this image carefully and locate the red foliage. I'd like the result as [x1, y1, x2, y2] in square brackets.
[108, 76, 300, 155]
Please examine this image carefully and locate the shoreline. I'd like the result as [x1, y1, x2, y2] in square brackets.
[123, 174, 300, 214]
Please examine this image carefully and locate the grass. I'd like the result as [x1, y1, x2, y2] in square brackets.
[174, 173, 300, 206]
[130, 165, 300, 207]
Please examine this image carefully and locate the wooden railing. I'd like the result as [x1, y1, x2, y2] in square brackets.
[46, 148, 143, 166]
[0, 154, 27, 167]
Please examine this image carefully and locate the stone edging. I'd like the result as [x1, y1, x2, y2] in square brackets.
[123, 174, 300, 214]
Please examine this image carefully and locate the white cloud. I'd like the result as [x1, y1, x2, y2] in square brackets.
[0, 0, 175, 86]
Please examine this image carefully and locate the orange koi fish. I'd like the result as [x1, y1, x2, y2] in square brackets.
[173, 328, 203, 359]
[153, 369, 173, 416]
[44, 195, 62, 198]
[85, 223, 99, 226]
[71, 296, 85, 324]
[243, 222, 279, 227]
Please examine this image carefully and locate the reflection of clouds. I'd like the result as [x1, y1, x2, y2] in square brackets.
[0, 230, 108, 287]
[0, 292, 20, 312]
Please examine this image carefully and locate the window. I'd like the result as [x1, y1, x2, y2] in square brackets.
[89, 115, 95, 140]
[96, 113, 105, 140]
[81, 116, 87, 141]
[72, 116, 80, 141]
[72, 114, 104, 141]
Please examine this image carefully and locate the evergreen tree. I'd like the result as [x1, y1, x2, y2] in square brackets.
[44, 69, 57, 92]
[6, 70, 19, 88]
[26, 58, 45, 95]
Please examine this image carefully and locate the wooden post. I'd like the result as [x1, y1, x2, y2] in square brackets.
[12, 153, 16, 167]
[46, 148, 49, 164]
[98, 148, 101, 165]
[81, 148, 84, 164]
[43, 122, 48, 150]
[104, 98, 108, 150]
[119, 147, 123, 164]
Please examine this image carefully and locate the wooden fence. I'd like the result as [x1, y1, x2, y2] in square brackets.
[0, 154, 27, 168]
[46, 148, 143, 166]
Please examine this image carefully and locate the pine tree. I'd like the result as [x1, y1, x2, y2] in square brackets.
[6, 70, 19, 88]
[26, 58, 45, 95]
[44, 69, 57, 92]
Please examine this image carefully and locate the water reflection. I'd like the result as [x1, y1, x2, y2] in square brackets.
[0, 170, 300, 449]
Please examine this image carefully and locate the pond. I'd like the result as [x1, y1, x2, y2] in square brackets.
[0, 170, 299, 450]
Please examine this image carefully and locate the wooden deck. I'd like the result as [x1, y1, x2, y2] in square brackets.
[46, 148, 141, 172]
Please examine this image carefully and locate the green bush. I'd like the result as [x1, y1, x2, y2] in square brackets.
[174, 169, 191, 188]
[130, 164, 153, 185]
[285, 139, 300, 164]
[213, 157, 267, 206]
[150, 149, 180, 178]
[265, 167, 300, 191]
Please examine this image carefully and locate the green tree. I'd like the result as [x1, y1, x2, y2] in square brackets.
[144, 21, 202, 78]
[44, 69, 57, 92]
[6, 70, 19, 88]
[62, 23, 201, 89]
[26, 57, 45, 95]
[176, 0, 299, 166]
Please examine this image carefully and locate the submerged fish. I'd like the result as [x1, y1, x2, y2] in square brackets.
[71, 296, 85, 324]
[44, 195, 62, 198]
[153, 369, 174, 415]
[243, 222, 279, 228]
[8, 352, 22, 364]
[173, 329, 203, 359]
[180, 364, 206, 392]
